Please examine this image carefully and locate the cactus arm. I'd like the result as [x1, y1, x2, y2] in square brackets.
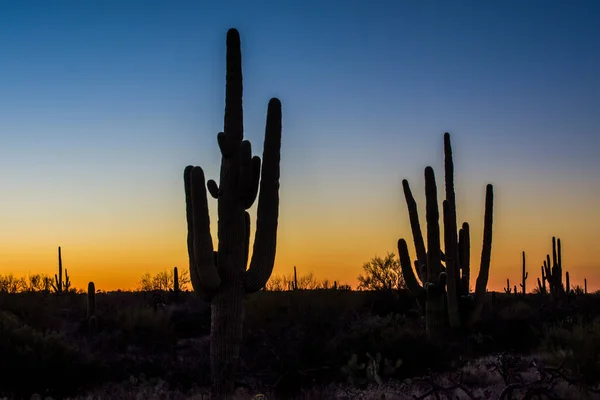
[552, 237, 558, 292]
[207, 180, 220, 199]
[460, 222, 471, 294]
[402, 179, 427, 281]
[467, 184, 494, 327]
[443, 133, 461, 329]
[244, 211, 250, 267]
[245, 98, 282, 293]
[424, 167, 442, 283]
[64, 269, 70, 292]
[397, 238, 425, 296]
[557, 238, 563, 293]
[240, 140, 253, 199]
[184, 165, 221, 295]
[245, 156, 261, 209]
[239, 140, 261, 209]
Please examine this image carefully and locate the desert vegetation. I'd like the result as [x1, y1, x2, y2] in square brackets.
[1, 27, 599, 400]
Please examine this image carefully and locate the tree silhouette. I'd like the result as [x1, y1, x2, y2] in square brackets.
[357, 252, 407, 291]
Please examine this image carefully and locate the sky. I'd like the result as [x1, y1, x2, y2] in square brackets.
[0, 0, 599, 292]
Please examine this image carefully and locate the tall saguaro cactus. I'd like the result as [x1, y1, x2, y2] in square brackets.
[51, 246, 70, 294]
[184, 28, 282, 397]
[398, 133, 494, 338]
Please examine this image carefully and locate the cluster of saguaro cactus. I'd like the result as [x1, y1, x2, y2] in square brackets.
[397, 132, 494, 338]
[537, 265, 547, 294]
[51, 246, 70, 294]
[504, 279, 512, 294]
[520, 251, 528, 295]
[542, 237, 566, 301]
[183, 28, 282, 396]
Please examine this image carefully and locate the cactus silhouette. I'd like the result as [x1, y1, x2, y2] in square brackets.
[542, 237, 566, 301]
[520, 251, 528, 295]
[538, 264, 548, 294]
[183, 28, 282, 396]
[51, 246, 70, 294]
[397, 132, 494, 338]
[173, 266, 179, 293]
[87, 282, 96, 319]
[504, 279, 512, 294]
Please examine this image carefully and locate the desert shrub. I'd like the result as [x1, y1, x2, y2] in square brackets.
[330, 313, 446, 379]
[241, 290, 363, 396]
[479, 300, 539, 353]
[539, 317, 600, 385]
[0, 311, 106, 399]
[112, 306, 176, 349]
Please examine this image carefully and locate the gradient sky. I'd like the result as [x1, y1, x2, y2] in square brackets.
[0, 0, 599, 292]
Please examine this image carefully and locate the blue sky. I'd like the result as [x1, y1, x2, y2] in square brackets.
[0, 0, 599, 290]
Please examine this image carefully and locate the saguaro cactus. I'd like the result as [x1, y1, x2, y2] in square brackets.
[293, 265, 298, 290]
[173, 266, 179, 293]
[504, 279, 512, 294]
[51, 246, 70, 294]
[87, 282, 96, 319]
[520, 251, 528, 295]
[184, 28, 282, 397]
[87, 281, 97, 333]
[397, 132, 494, 338]
[542, 237, 566, 301]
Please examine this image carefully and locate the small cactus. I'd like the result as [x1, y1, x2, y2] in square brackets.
[173, 266, 179, 293]
[293, 266, 298, 291]
[519, 251, 528, 295]
[504, 279, 512, 294]
[87, 281, 96, 319]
